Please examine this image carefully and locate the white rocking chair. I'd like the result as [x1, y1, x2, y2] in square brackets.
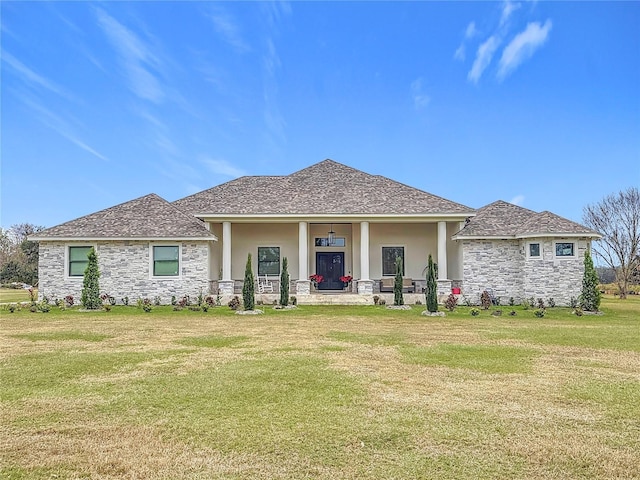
[257, 275, 275, 294]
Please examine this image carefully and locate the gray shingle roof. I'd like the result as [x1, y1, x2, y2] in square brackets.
[173, 159, 474, 216]
[453, 200, 600, 239]
[31, 194, 216, 240]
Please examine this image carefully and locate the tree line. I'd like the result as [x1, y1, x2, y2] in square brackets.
[0, 223, 44, 286]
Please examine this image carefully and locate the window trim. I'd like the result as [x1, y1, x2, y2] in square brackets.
[66, 245, 95, 279]
[554, 242, 575, 258]
[150, 243, 182, 278]
[257, 246, 281, 276]
[527, 242, 542, 258]
[381, 246, 405, 277]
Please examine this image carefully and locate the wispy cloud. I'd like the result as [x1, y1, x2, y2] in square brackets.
[95, 8, 164, 103]
[510, 194, 525, 206]
[468, 35, 500, 84]
[410, 78, 431, 109]
[21, 95, 108, 162]
[199, 157, 246, 178]
[466, 21, 479, 39]
[454, 22, 479, 61]
[500, 1, 521, 27]
[498, 20, 552, 80]
[2, 50, 72, 99]
[206, 6, 250, 53]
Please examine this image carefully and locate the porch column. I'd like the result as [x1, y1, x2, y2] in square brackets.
[219, 221, 234, 295]
[296, 221, 311, 295]
[358, 221, 373, 294]
[437, 221, 451, 296]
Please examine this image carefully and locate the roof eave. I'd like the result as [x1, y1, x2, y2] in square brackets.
[29, 236, 218, 242]
[514, 232, 602, 239]
[194, 212, 476, 223]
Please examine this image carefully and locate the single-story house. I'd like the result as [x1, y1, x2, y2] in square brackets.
[30, 159, 600, 305]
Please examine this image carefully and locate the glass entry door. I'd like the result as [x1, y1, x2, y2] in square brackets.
[315, 252, 345, 290]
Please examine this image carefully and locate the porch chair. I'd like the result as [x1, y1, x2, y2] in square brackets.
[257, 275, 275, 294]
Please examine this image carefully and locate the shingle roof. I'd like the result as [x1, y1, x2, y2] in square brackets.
[173, 159, 474, 216]
[30, 194, 216, 240]
[453, 200, 600, 239]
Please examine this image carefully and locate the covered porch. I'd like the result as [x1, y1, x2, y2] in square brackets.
[205, 217, 465, 299]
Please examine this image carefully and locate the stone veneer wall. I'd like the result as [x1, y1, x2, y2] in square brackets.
[38, 241, 210, 304]
[461, 238, 589, 306]
[461, 239, 524, 304]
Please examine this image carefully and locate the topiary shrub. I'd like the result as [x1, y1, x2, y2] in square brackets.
[480, 291, 492, 310]
[228, 296, 240, 310]
[242, 253, 255, 311]
[393, 256, 404, 306]
[426, 254, 438, 313]
[580, 250, 601, 312]
[81, 247, 101, 310]
[280, 257, 290, 307]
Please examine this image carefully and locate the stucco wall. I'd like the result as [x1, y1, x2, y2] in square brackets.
[460, 237, 589, 306]
[38, 241, 210, 304]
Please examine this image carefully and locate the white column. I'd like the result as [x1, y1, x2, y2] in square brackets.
[360, 221, 370, 280]
[298, 221, 308, 280]
[222, 221, 232, 281]
[437, 221, 448, 280]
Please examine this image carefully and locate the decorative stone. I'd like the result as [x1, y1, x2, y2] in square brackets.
[296, 280, 311, 295]
[421, 311, 446, 316]
[357, 279, 374, 295]
[235, 309, 264, 315]
[218, 280, 235, 296]
[437, 279, 452, 296]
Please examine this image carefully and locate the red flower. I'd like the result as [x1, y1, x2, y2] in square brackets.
[309, 274, 324, 284]
[339, 275, 353, 283]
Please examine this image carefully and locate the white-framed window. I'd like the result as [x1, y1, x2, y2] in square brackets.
[382, 246, 404, 276]
[528, 242, 541, 258]
[258, 246, 280, 276]
[555, 242, 575, 257]
[67, 245, 93, 277]
[314, 237, 346, 247]
[151, 244, 181, 277]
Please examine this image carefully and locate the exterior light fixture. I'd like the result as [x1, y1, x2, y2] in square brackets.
[328, 224, 335, 246]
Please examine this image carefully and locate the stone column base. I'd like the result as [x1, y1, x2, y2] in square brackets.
[218, 280, 235, 296]
[437, 279, 452, 297]
[296, 280, 311, 295]
[357, 279, 374, 295]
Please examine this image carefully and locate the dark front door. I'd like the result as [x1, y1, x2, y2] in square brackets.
[316, 252, 345, 290]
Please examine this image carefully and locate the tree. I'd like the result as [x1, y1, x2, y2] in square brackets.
[0, 223, 45, 285]
[81, 247, 101, 309]
[242, 253, 255, 311]
[280, 257, 290, 306]
[426, 254, 438, 313]
[580, 250, 601, 312]
[583, 187, 640, 299]
[393, 256, 404, 306]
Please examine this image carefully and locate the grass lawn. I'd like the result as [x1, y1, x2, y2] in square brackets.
[0, 288, 36, 304]
[1, 296, 639, 479]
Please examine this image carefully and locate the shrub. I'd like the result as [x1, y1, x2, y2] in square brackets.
[509, 310, 517, 316]
[425, 254, 438, 313]
[573, 307, 583, 316]
[104, 304, 112, 312]
[528, 297, 536, 308]
[153, 296, 161, 306]
[394, 256, 404, 306]
[142, 303, 152, 313]
[494, 296, 501, 306]
[379, 298, 386, 305]
[280, 257, 290, 307]
[547, 298, 556, 308]
[291, 295, 297, 306]
[28, 288, 37, 305]
[121, 296, 129, 306]
[492, 309, 503, 316]
[536, 298, 545, 309]
[171, 295, 177, 306]
[37, 300, 50, 313]
[204, 295, 216, 307]
[64, 295, 74, 307]
[534, 308, 545, 318]
[580, 250, 601, 312]
[197, 289, 204, 307]
[415, 299, 422, 305]
[470, 308, 480, 316]
[480, 291, 492, 310]
[242, 253, 255, 311]
[228, 296, 240, 310]
[8, 304, 16, 313]
[569, 296, 578, 309]
[508, 297, 515, 307]
[373, 295, 380, 305]
[444, 293, 458, 312]
[81, 247, 101, 310]
[178, 296, 190, 308]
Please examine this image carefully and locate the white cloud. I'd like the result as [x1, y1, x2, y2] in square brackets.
[95, 8, 164, 103]
[454, 44, 465, 61]
[410, 78, 431, 109]
[468, 35, 500, 84]
[2, 50, 71, 99]
[500, 1, 521, 26]
[510, 195, 525, 206]
[207, 7, 250, 53]
[465, 21, 479, 39]
[497, 19, 552, 80]
[200, 157, 246, 178]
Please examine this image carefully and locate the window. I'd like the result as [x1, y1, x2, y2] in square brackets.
[528, 243, 541, 257]
[153, 245, 180, 276]
[68, 246, 92, 276]
[315, 237, 346, 247]
[555, 242, 574, 257]
[382, 246, 404, 276]
[258, 247, 280, 275]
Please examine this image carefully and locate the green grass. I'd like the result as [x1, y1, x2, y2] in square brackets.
[1, 295, 639, 479]
[0, 287, 35, 303]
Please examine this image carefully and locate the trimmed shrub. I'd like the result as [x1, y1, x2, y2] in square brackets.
[81, 247, 101, 310]
[242, 253, 255, 311]
[280, 257, 290, 307]
[426, 254, 438, 313]
[580, 250, 601, 312]
[393, 256, 404, 306]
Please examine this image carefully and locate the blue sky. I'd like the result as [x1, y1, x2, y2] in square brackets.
[1, 1, 639, 229]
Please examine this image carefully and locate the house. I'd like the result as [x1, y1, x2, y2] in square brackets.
[30, 159, 600, 305]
